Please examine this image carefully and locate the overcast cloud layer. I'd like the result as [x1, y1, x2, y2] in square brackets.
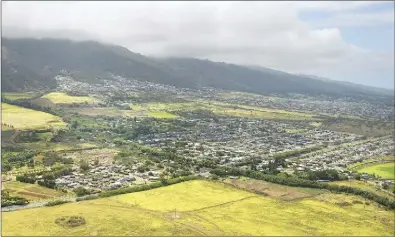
[2, 1, 394, 89]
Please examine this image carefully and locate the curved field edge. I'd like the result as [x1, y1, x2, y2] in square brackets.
[2, 180, 394, 236]
[1, 103, 67, 130]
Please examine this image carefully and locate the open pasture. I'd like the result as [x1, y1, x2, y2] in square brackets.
[2, 180, 394, 236]
[42, 92, 97, 104]
[1, 103, 66, 130]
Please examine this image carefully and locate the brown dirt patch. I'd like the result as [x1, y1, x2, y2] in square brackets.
[55, 216, 86, 228]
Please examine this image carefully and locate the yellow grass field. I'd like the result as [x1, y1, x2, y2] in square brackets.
[1, 103, 66, 130]
[2, 181, 65, 201]
[42, 92, 96, 104]
[2, 180, 394, 236]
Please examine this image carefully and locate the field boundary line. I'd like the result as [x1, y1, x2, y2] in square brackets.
[184, 195, 257, 213]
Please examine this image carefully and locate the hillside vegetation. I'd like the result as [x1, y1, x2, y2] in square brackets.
[2, 180, 394, 236]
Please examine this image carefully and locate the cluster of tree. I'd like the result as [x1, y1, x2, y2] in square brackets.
[1, 123, 15, 129]
[210, 167, 395, 210]
[42, 151, 73, 166]
[1, 191, 29, 207]
[79, 160, 90, 171]
[116, 143, 193, 169]
[2, 151, 37, 171]
[196, 158, 219, 169]
[73, 187, 92, 197]
[16, 174, 37, 184]
[37, 167, 73, 189]
[15, 131, 41, 143]
[175, 109, 218, 119]
[124, 122, 157, 140]
[66, 91, 89, 97]
[49, 130, 67, 143]
[295, 169, 347, 181]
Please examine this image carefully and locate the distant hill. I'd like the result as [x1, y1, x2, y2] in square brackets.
[2, 38, 393, 103]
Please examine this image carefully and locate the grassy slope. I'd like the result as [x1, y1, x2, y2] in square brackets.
[1, 103, 66, 130]
[2, 180, 394, 236]
[42, 92, 96, 104]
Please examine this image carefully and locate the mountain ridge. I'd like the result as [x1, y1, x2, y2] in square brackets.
[1, 37, 393, 103]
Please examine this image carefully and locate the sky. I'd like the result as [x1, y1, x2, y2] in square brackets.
[2, 1, 394, 89]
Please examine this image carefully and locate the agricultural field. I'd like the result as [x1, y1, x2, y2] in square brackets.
[357, 162, 395, 180]
[1, 103, 67, 130]
[2, 181, 65, 201]
[2, 180, 394, 236]
[147, 111, 178, 119]
[3, 92, 39, 101]
[42, 92, 97, 104]
[63, 107, 139, 117]
[132, 101, 318, 120]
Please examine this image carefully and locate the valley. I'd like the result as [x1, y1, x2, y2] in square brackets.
[1, 38, 394, 236]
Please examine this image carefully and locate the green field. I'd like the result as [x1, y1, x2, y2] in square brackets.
[2, 180, 394, 236]
[1, 103, 67, 130]
[2, 181, 65, 201]
[42, 92, 96, 104]
[358, 162, 395, 180]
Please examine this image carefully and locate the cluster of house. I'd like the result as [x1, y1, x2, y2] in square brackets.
[55, 164, 161, 191]
[289, 137, 394, 175]
[52, 73, 394, 193]
[202, 91, 394, 121]
[136, 118, 361, 164]
[54, 72, 393, 121]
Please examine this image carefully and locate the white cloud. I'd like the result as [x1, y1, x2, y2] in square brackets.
[2, 1, 394, 88]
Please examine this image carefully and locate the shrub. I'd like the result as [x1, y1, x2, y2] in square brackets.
[45, 200, 71, 206]
[76, 195, 99, 202]
[16, 174, 36, 184]
[1, 193, 29, 207]
[73, 187, 91, 197]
